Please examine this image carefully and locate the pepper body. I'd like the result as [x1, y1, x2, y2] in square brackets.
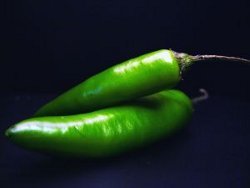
[6, 90, 192, 158]
[35, 50, 180, 116]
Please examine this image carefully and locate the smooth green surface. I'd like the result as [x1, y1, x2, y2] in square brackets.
[35, 49, 180, 116]
[6, 90, 192, 158]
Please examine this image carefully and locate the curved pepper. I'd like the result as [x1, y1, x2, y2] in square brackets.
[35, 49, 250, 117]
[6, 90, 193, 158]
[35, 50, 180, 116]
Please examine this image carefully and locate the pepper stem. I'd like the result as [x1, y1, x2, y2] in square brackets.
[172, 51, 250, 72]
[192, 88, 209, 104]
[192, 54, 250, 64]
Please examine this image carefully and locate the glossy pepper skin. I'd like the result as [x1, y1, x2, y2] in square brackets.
[35, 50, 180, 116]
[6, 90, 193, 158]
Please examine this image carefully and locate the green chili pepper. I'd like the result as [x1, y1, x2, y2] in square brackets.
[35, 50, 179, 116]
[5, 90, 192, 158]
[35, 49, 250, 117]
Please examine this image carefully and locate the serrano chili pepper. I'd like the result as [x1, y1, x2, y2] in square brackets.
[35, 49, 250, 116]
[5, 90, 192, 158]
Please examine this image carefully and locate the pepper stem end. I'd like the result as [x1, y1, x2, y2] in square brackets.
[172, 51, 195, 72]
[172, 50, 250, 73]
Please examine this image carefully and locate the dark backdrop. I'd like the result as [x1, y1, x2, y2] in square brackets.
[1, 0, 250, 188]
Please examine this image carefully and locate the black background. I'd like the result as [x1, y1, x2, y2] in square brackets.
[1, 0, 250, 187]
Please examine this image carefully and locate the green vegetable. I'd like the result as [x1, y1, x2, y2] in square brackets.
[5, 49, 249, 157]
[5, 90, 193, 158]
[35, 49, 250, 117]
[35, 50, 180, 116]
